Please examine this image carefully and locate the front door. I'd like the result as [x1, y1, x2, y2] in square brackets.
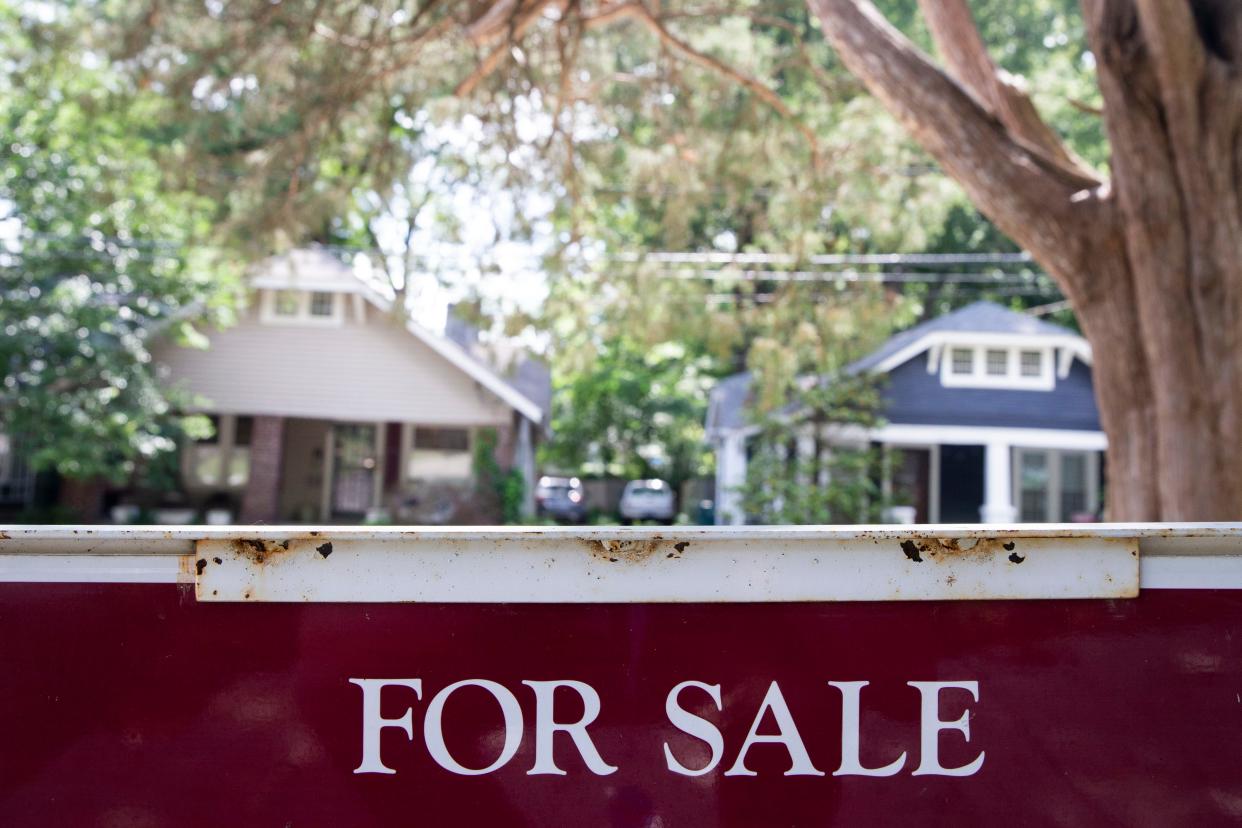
[332, 423, 377, 517]
[938, 444, 985, 523]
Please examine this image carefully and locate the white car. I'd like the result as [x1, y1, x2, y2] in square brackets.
[618, 479, 676, 524]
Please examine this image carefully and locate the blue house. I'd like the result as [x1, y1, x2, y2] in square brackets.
[706, 301, 1104, 525]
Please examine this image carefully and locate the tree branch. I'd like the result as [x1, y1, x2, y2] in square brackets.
[583, 2, 822, 167]
[455, 0, 563, 96]
[915, 0, 1097, 182]
[807, 0, 1101, 283]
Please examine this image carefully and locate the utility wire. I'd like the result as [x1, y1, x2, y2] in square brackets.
[611, 251, 1034, 266]
[639, 267, 1052, 285]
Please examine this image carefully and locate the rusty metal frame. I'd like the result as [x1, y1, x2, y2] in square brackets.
[3, 523, 1242, 601]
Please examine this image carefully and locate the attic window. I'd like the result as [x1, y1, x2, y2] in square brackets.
[309, 291, 336, 317]
[940, 344, 1055, 391]
[1020, 350, 1043, 377]
[985, 349, 1008, 376]
[261, 289, 344, 326]
[950, 348, 974, 375]
[274, 290, 300, 316]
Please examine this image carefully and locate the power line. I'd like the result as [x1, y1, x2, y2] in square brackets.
[638, 267, 1052, 286]
[611, 251, 1034, 266]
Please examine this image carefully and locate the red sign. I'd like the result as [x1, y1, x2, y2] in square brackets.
[1, 582, 1240, 825]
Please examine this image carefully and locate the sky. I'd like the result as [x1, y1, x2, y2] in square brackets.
[360, 109, 558, 339]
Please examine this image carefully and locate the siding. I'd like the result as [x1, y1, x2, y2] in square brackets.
[153, 303, 513, 425]
[881, 357, 1101, 431]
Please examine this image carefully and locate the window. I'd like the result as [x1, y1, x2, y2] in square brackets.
[1017, 450, 1049, 522]
[0, 432, 36, 506]
[1020, 350, 1043, 377]
[227, 416, 253, 487]
[273, 290, 300, 316]
[309, 291, 336, 317]
[187, 414, 251, 489]
[1016, 449, 1098, 522]
[0, 433, 11, 484]
[262, 289, 343, 325]
[407, 427, 472, 480]
[1060, 452, 1089, 519]
[189, 416, 224, 486]
[950, 348, 974, 375]
[940, 344, 1054, 390]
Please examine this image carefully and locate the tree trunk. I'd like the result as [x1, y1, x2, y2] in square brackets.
[809, 0, 1242, 520]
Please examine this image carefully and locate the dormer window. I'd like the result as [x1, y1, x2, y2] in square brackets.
[1020, 349, 1043, 377]
[309, 291, 336, 317]
[260, 289, 344, 326]
[939, 343, 1055, 391]
[273, 290, 300, 317]
[985, 349, 1008, 376]
[950, 348, 974, 375]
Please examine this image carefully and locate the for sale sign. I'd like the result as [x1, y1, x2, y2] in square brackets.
[0, 526, 1239, 825]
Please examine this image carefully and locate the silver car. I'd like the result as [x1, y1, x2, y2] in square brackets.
[618, 479, 676, 524]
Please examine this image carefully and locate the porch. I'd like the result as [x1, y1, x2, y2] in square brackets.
[877, 424, 1105, 524]
[714, 423, 1106, 525]
[156, 413, 535, 524]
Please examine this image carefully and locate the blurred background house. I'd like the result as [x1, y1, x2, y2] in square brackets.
[708, 302, 1104, 526]
[3, 248, 549, 525]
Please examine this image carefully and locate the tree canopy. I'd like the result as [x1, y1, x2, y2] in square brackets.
[4, 0, 1111, 504]
[1, 4, 239, 481]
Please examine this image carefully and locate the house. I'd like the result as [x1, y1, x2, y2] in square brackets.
[706, 301, 1104, 525]
[105, 246, 546, 524]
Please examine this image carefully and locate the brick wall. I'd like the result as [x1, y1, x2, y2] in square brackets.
[239, 416, 285, 523]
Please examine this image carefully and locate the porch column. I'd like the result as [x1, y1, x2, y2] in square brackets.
[715, 433, 747, 526]
[367, 422, 386, 522]
[239, 415, 285, 524]
[980, 440, 1017, 524]
[516, 417, 536, 518]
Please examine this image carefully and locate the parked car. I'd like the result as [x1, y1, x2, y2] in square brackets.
[618, 479, 676, 524]
[534, 476, 588, 523]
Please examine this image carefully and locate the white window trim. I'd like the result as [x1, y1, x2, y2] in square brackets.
[258, 289, 345, 327]
[883, 331, 1091, 376]
[939, 343, 1056, 391]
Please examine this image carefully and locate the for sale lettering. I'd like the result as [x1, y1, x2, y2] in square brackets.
[350, 678, 983, 778]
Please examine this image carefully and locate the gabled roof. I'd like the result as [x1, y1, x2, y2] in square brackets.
[706, 301, 1089, 436]
[249, 247, 364, 293]
[251, 248, 545, 424]
[847, 301, 1081, 373]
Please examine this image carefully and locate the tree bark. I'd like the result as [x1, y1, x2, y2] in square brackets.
[809, 0, 1242, 520]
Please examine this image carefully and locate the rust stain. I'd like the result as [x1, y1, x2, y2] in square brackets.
[900, 537, 1022, 563]
[232, 538, 293, 565]
[316, 542, 333, 559]
[585, 538, 666, 564]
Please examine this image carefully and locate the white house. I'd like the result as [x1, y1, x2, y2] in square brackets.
[135, 247, 546, 524]
[706, 301, 1105, 525]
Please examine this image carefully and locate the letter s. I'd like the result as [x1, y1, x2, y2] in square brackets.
[663, 681, 724, 776]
